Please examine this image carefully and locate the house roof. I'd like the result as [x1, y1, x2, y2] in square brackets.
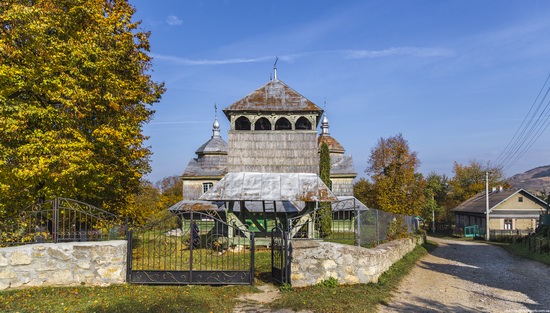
[199, 172, 337, 202]
[452, 188, 547, 214]
[222, 79, 323, 118]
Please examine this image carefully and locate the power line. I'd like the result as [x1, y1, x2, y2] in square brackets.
[494, 73, 550, 172]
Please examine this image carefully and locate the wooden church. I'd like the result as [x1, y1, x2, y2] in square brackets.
[176, 68, 367, 237]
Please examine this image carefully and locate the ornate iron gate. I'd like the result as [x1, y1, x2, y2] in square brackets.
[271, 226, 291, 285]
[127, 210, 255, 285]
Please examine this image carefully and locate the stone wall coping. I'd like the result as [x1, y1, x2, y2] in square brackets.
[0, 240, 127, 253]
[292, 239, 322, 249]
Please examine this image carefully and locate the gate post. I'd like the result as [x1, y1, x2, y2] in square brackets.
[250, 232, 255, 286]
[53, 197, 59, 243]
[126, 229, 133, 283]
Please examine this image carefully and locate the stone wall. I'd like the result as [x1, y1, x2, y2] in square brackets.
[0, 241, 126, 290]
[291, 236, 423, 287]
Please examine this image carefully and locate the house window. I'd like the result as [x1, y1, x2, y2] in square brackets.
[518, 196, 523, 203]
[504, 219, 513, 230]
[202, 182, 213, 193]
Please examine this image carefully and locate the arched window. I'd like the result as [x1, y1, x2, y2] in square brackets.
[275, 117, 292, 130]
[295, 117, 312, 130]
[254, 117, 271, 131]
[235, 116, 251, 130]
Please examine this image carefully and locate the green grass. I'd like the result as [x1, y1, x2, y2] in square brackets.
[268, 241, 437, 313]
[0, 242, 435, 313]
[492, 240, 550, 266]
[0, 284, 254, 313]
[0, 251, 273, 313]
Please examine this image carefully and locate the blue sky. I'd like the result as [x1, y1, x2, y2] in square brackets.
[131, 0, 550, 183]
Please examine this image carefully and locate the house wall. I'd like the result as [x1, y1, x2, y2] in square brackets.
[492, 194, 545, 212]
[0, 241, 126, 290]
[227, 131, 319, 173]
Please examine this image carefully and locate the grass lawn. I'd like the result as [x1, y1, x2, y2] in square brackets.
[491, 240, 550, 266]
[0, 242, 435, 313]
[268, 241, 437, 313]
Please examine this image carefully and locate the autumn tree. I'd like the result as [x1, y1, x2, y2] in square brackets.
[0, 0, 165, 217]
[366, 134, 425, 216]
[449, 160, 506, 204]
[422, 172, 452, 230]
[318, 142, 332, 237]
[155, 175, 183, 209]
[353, 178, 375, 209]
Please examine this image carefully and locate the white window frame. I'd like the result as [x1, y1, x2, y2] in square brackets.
[202, 182, 213, 194]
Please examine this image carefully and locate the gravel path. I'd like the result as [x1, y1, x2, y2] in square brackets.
[378, 236, 550, 313]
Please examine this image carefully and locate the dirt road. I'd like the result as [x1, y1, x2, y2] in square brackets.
[378, 237, 550, 312]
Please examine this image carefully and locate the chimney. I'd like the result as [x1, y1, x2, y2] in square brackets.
[492, 187, 497, 192]
[499, 186, 503, 192]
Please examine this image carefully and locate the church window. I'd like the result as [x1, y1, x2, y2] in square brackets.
[295, 117, 312, 130]
[202, 182, 213, 193]
[275, 117, 292, 130]
[235, 116, 251, 130]
[254, 117, 271, 130]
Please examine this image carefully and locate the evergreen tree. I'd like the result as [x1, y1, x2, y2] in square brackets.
[319, 142, 332, 237]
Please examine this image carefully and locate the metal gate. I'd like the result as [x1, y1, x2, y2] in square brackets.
[271, 226, 291, 285]
[127, 210, 255, 285]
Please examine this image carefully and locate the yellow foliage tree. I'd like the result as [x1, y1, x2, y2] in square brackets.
[0, 0, 165, 217]
[366, 133, 425, 216]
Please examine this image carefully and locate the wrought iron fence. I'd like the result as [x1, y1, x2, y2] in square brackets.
[0, 197, 126, 247]
[127, 210, 255, 285]
[288, 201, 419, 248]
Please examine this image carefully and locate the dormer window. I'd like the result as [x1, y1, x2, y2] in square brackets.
[235, 116, 251, 130]
[275, 117, 292, 130]
[254, 117, 271, 130]
[295, 116, 312, 130]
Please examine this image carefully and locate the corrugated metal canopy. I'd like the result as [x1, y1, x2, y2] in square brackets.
[168, 200, 223, 212]
[332, 196, 369, 212]
[199, 172, 337, 202]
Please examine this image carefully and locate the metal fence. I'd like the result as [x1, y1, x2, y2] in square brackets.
[0, 197, 126, 247]
[516, 233, 550, 254]
[288, 204, 419, 248]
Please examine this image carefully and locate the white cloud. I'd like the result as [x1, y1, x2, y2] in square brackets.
[345, 47, 454, 59]
[152, 54, 273, 66]
[166, 15, 183, 26]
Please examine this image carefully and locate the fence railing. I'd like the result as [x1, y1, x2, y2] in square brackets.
[516, 233, 550, 254]
[288, 203, 418, 248]
[0, 197, 126, 247]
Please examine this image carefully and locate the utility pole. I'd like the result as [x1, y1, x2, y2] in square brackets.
[432, 194, 435, 233]
[485, 172, 490, 241]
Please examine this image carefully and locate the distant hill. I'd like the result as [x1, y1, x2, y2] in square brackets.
[507, 165, 550, 193]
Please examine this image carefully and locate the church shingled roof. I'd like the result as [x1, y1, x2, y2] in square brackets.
[223, 79, 323, 118]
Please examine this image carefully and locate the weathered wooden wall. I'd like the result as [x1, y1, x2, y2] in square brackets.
[228, 131, 319, 173]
